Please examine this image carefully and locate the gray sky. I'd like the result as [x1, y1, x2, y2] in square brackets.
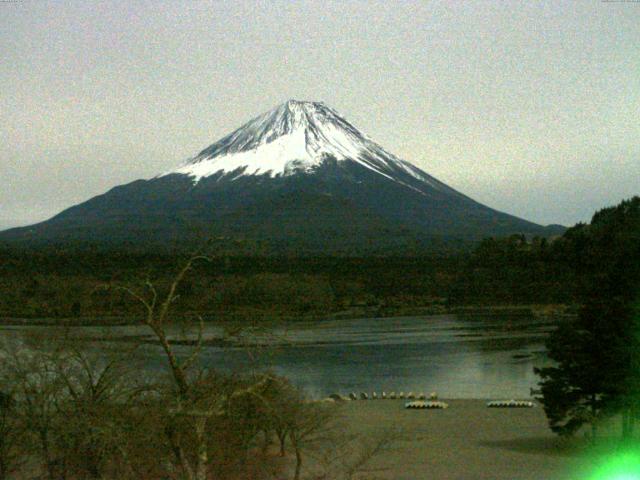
[1, 1, 638, 230]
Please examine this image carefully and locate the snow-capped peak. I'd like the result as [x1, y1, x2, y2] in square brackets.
[164, 99, 436, 187]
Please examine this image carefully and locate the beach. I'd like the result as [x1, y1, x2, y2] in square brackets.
[336, 399, 585, 480]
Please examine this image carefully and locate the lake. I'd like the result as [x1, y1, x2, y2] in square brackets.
[1, 313, 555, 399]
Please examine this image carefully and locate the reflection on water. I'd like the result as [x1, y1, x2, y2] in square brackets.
[0, 314, 555, 399]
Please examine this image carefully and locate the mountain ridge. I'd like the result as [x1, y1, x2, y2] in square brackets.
[0, 100, 565, 254]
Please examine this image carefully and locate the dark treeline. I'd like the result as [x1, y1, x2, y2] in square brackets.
[0, 252, 465, 320]
[535, 196, 640, 440]
[449, 235, 575, 305]
[2, 197, 638, 322]
[452, 197, 640, 306]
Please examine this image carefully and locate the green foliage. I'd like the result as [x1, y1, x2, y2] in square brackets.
[448, 234, 576, 305]
[535, 196, 640, 440]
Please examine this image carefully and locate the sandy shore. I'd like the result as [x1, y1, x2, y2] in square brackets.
[335, 399, 586, 480]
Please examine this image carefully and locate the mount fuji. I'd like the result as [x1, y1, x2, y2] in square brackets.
[0, 100, 563, 253]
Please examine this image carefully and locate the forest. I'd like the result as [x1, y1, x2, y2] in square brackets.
[2, 198, 638, 323]
[0, 197, 637, 479]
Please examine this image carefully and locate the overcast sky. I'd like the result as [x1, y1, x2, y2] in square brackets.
[1, 1, 638, 230]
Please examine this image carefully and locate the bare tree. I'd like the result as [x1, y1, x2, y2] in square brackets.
[112, 254, 210, 397]
[1, 339, 67, 480]
[0, 332, 148, 480]
[286, 400, 337, 480]
[0, 390, 23, 480]
[109, 257, 187, 468]
[0, 255, 391, 480]
[53, 341, 144, 479]
[112, 254, 224, 480]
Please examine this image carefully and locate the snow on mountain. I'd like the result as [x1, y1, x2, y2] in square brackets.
[164, 99, 439, 190]
[0, 98, 564, 251]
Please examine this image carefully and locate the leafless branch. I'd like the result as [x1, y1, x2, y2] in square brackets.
[181, 315, 205, 372]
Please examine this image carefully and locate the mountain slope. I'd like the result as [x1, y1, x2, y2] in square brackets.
[0, 100, 564, 253]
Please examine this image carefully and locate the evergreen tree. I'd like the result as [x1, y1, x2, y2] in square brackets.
[535, 197, 640, 440]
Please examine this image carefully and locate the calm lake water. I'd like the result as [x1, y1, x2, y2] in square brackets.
[1, 313, 555, 399]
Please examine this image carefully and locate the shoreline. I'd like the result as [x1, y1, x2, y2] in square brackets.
[0, 303, 575, 327]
